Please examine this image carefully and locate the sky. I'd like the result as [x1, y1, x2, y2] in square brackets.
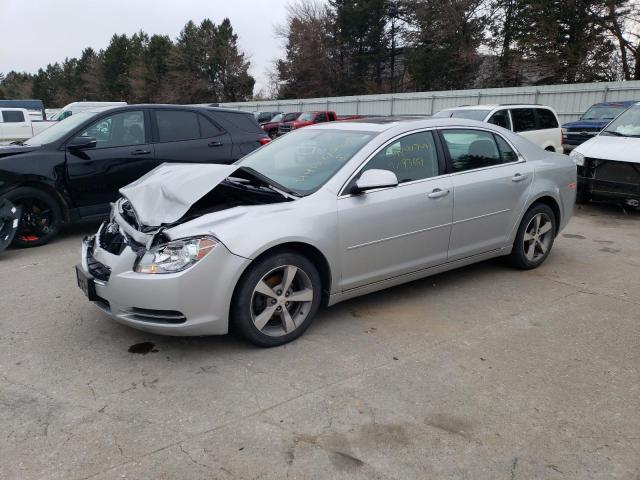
[0, 0, 292, 93]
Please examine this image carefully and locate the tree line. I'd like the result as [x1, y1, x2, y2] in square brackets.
[274, 0, 640, 99]
[1, 1, 639, 106]
[0, 18, 254, 107]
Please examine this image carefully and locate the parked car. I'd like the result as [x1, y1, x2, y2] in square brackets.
[562, 100, 638, 152]
[570, 102, 640, 209]
[0, 99, 46, 120]
[278, 111, 338, 136]
[0, 108, 55, 144]
[53, 101, 128, 121]
[434, 104, 563, 152]
[261, 112, 302, 139]
[76, 117, 575, 347]
[254, 111, 282, 124]
[0, 105, 270, 247]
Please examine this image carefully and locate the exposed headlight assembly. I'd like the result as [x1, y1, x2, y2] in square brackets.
[135, 236, 218, 274]
[569, 150, 585, 166]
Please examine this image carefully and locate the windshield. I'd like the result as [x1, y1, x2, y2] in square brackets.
[582, 105, 627, 120]
[602, 104, 640, 137]
[25, 111, 95, 145]
[270, 114, 283, 123]
[237, 129, 376, 195]
[450, 109, 491, 121]
[297, 112, 315, 122]
[283, 112, 301, 122]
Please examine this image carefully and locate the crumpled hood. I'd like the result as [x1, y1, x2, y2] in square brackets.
[119, 163, 239, 227]
[576, 135, 640, 164]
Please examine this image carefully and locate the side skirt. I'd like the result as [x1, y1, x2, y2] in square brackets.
[327, 247, 511, 307]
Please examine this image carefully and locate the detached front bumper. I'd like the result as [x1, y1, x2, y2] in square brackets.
[76, 226, 251, 336]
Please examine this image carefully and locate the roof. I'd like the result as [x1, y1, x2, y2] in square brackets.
[309, 116, 494, 133]
[82, 104, 256, 115]
[593, 100, 639, 106]
[439, 104, 552, 111]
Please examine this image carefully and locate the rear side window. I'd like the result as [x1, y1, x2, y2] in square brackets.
[315, 112, 328, 122]
[155, 110, 200, 142]
[362, 131, 439, 183]
[511, 109, 537, 132]
[2, 110, 25, 122]
[441, 129, 502, 172]
[536, 109, 559, 129]
[488, 110, 511, 130]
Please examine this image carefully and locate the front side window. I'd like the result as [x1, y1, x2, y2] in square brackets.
[361, 131, 439, 183]
[441, 129, 502, 172]
[284, 112, 302, 122]
[511, 109, 537, 132]
[536, 109, 559, 129]
[2, 110, 25, 122]
[155, 110, 200, 142]
[78, 111, 145, 148]
[488, 110, 511, 130]
[238, 129, 375, 195]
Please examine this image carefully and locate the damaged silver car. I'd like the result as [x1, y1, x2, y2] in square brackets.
[76, 117, 576, 346]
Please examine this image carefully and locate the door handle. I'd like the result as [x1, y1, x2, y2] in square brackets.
[131, 149, 151, 155]
[208, 141, 223, 147]
[512, 173, 528, 182]
[427, 188, 450, 199]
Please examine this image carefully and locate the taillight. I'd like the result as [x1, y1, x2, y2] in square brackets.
[259, 138, 271, 145]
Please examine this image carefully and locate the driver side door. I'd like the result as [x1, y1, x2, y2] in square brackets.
[65, 110, 157, 217]
[337, 130, 453, 291]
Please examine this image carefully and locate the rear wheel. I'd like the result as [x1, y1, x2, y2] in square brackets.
[231, 251, 322, 347]
[4, 187, 63, 247]
[508, 203, 556, 270]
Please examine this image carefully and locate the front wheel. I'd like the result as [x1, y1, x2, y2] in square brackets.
[231, 251, 322, 347]
[508, 203, 556, 270]
[4, 187, 63, 247]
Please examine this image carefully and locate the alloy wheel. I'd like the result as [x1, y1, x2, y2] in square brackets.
[250, 265, 314, 337]
[523, 212, 553, 262]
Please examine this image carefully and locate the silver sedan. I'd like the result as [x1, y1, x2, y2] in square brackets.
[76, 117, 576, 346]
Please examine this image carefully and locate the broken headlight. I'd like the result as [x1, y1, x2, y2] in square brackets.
[135, 236, 218, 274]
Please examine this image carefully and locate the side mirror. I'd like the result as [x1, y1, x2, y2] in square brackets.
[68, 136, 97, 150]
[354, 169, 398, 193]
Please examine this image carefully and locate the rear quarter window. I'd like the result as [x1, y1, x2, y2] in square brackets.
[212, 111, 263, 134]
[536, 109, 559, 129]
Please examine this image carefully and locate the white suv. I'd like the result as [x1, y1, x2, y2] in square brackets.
[434, 104, 563, 152]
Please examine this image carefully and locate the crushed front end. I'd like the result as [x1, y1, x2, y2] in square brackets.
[75, 199, 250, 336]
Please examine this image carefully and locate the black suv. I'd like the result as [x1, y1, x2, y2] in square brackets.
[0, 105, 269, 246]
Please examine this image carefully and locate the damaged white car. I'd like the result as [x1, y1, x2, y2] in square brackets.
[76, 117, 576, 346]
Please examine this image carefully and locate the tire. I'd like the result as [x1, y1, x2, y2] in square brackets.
[231, 250, 322, 347]
[508, 203, 556, 270]
[4, 187, 63, 247]
[268, 129, 277, 140]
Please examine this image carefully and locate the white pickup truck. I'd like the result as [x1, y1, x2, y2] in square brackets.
[0, 108, 55, 144]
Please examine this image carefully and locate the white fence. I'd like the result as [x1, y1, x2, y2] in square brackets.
[221, 80, 640, 124]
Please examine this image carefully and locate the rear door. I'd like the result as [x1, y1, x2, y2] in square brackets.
[65, 109, 157, 214]
[439, 128, 533, 261]
[210, 111, 266, 159]
[152, 109, 233, 164]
